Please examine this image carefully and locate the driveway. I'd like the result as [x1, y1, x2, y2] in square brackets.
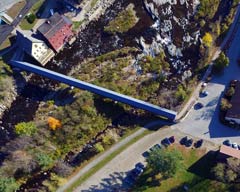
[173, 13, 240, 144]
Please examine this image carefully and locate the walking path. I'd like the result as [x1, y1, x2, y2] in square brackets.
[57, 120, 168, 192]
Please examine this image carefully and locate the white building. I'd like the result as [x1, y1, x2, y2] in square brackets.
[16, 30, 55, 65]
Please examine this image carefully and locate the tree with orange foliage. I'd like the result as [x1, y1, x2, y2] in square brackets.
[47, 117, 62, 131]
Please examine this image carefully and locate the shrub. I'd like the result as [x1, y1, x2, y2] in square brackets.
[225, 86, 235, 97]
[48, 117, 61, 131]
[175, 85, 187, 102]
[0, 177, 19, 192]
[94, 143, 104, 153]
[26, 13, 36, 24]
[220, 98, 232, 111]
[213, 52, 229, 73]
[36, 153, 54, 169]
[202, 32, 213, 47]
[15, 121, 37, 136]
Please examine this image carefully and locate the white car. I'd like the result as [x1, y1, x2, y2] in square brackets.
[232, 142, 238, 150]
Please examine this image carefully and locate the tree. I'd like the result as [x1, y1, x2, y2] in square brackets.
[15, 122, 37, 136]
[225, 169, 237, 182]
[48, 117, 61, 131]
[26, 13, 36, 24]
[175, 85, 187, 102]
[202, 32, 213, 47]
[225, 86, 235, 97]
[147, 148, 183, 178]
[53, 160, 72, 177]
[220, 98, 232, 111]
[36, 153, 54, 170]
[213, 52, 229, 73]
[94, 143, 104, 153]
[0, 177, 19, 192]
[211, 163, 225, 182]
[227, 157, 240, 173]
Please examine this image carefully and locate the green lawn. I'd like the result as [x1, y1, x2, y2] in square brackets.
[132, 145, 231, 192]
[20, 0, 45, 30]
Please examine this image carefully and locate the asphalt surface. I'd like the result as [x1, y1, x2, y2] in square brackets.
[57, 120, 173, 192]
[73, 128, 218, 192]
[173, 5, 240, 145]
[0, 0, 39, 46]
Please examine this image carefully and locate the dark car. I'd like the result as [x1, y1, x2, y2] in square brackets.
[149, 144, 161, 151]
[135, 162, 145, 170]
[200, 90, 209, 97]
[161, 138, 171, 146]
[194, 102, 204, 110]
[142, 151, 149, 158]
[132, 167, 143, 177]
[186, 139, 193, 147]
[169, 136, 175, 143]
[223, 139, 232, 147]
[194, 139, 203, 148]
[180, 136, 188, 145]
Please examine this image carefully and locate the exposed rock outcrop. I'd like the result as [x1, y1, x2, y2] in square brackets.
[141, 0, 201, 80]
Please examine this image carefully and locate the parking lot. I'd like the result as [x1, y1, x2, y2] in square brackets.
[75, 127, 217, 192]
[173, 19, 240, 145]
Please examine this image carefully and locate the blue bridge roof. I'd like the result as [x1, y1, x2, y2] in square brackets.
[10, 60, 177, 121]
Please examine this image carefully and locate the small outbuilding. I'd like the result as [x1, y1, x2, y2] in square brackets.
[218, 145, 240, 160]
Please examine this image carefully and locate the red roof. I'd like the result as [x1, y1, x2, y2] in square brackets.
[37, 13, 73, 52]
[219, 145, 240, 159]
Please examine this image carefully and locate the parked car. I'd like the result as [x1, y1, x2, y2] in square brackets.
[201, 90, 209, 97]
[180, 136, 188, 145]
[169, 136, 175, 143]
[135, 162, 145, 170]
[194, 139, 203, 148]
[223, 139, 232, 147]
[232, 142, 238, 149]
[186, 139, 193, 147]
[132, 167, 143, 177]
[149, 144, 161, 151]
[161, 138, 171, 146]
[194, 102, 204, 110]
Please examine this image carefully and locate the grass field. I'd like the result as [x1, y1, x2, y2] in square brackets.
[132, 145, 231, 192]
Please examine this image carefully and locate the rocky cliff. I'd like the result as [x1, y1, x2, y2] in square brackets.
[142, 0, 201, 80]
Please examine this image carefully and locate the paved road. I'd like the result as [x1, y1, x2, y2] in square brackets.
[57, 120, 172, 192]
[0, 0, 38, 46]
[73, 127, 218, 192]
[173, 4, 240, 144]
[176, 4, 240, 121]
